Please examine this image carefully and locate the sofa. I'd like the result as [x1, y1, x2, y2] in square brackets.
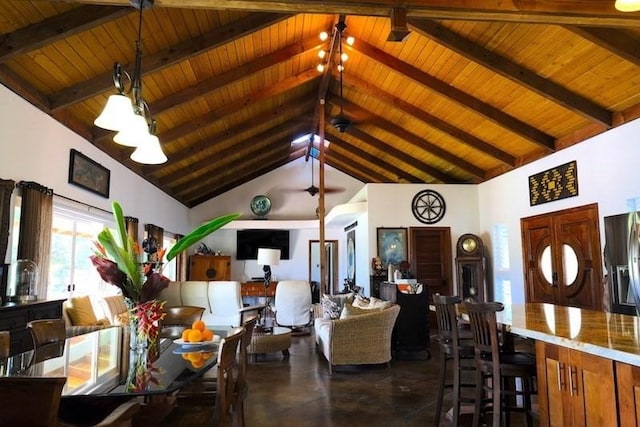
[62, 294, 128, 337]
[158, 281, 244, 327]
[314, 296, 400, 374]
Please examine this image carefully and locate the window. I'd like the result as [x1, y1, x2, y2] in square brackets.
[48, 203, 114, 300]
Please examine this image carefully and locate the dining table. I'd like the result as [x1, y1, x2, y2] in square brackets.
[0, 325, 227, 398]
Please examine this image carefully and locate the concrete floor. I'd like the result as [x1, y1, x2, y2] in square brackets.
[161, 331, 537, 427]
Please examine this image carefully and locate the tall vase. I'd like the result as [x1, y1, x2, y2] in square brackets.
[126, 299, 162, 354]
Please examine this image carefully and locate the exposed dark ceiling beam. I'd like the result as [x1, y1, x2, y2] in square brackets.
[0, 6, 131, 63]
[324, 150, 389, 183]
[161, 114, 312, 188]
[149, 34, 326, 118]
[191, 146, 306, 205]
[409, 19, 612, 127]
[324, 137, 404, 183]
[325, 129, 425, 183]
[564, 26, 640, 67]
[48, 12, 291, 110]
[61, 0, 640, 28]
[332, 97, 485, 179]
[351, 39, 556, 151]
[156, 97, 316, 178]
[341, 73, 516, 167]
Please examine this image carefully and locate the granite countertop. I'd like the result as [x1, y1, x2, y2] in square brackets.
[507, 303, 640, 367]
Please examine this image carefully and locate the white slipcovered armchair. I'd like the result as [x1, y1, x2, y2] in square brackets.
[274, 280, 312, 329]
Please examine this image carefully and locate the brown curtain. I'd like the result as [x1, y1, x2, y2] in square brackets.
[125, 216, 139, 245]
[16, 181, 53, 300]
[174, 234, 187, 281]
[0, 179, 15, 262]
[144, 224, 164, 263]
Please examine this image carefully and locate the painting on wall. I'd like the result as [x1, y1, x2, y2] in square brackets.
[377, 227, 408, 268]
[346, 229, 356, 288]
[68, 149, 110, 198]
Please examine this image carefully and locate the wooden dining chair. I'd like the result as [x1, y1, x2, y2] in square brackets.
[235, 314, 258, 427]
[27, 318, 66, 348]
[432, 294, 475, 427]
[463, 301, 537, 427]
[213, 326, 244, 427]
[0, 376, 66, 427]
[0, 330, 9, 358]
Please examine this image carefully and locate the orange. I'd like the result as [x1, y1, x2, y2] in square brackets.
[181, 353, 190, 361]
[201, 328, 214, 341]
[192, 320, 206, 331]
[201, 351, 213, 360]
[181, 328, 192, 342]
[186, 352, 202, 363]
[188, 329, 203, 343]
[191, 358, 205, 368]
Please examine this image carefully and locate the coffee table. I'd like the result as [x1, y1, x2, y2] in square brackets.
[249, 326, 292, 360]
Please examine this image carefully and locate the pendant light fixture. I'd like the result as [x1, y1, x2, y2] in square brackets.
[94, 0, 167, 165]
[330, 21, 352, 133]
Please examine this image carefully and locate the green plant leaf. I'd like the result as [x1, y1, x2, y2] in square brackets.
[112, 201, 129, 253]
[166, 213, 241, 261]
[98, 228, 140, 288]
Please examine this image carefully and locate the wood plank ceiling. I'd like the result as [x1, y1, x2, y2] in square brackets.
[1, 1, 640, 207]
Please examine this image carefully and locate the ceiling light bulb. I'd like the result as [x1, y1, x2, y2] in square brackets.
[337, 64, 344, 72]
[317, 64, 325, 73]
[94, 94, 135, 131]
[346, 36, 355, 46]
[341, 53, 349, 62]
[616, 0, 640, 11]
[130, 133, 167, 164]
[319, 31, 328, 41]
[113, 113, 149, 147]
[318, 50, 326, 59]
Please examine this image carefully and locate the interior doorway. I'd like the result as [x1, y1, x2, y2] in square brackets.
[309, 240, 338, 298]
[521, 203, 603, 310]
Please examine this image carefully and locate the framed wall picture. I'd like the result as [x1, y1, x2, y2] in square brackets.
[346, 229, 356, 288]
[377, 227, 408, 267]
[68, 149, 110, 198]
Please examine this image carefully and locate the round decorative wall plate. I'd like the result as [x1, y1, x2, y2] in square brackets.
[250, 195, 272, 216]
[411, 189, 446, 224]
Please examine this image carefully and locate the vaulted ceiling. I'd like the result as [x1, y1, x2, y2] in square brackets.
[1, 1, 640, 207]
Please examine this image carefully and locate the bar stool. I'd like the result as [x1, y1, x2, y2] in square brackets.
[432, 294, 475, 427]
[463, 301, 537, 427]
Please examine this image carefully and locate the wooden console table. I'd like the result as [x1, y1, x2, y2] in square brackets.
[241, 281, 278, 298]
[0, 299, 64, 355]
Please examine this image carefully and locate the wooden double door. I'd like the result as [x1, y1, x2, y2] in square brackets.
[521, 203, 603, 310]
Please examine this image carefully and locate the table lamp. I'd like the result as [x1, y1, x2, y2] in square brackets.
[257, 248, 280, 328]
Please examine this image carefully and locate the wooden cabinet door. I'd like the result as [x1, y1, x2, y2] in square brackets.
[616, 362, 640, 427]
[522, 203, 603, 310]
[536, 341, 617, 427]
[189, 255, 231, 281]
[409, 227, 452, 297]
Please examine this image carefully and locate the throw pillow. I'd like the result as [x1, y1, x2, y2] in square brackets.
[368, 296, 392, 310]
[339, 303, 371, 319]
[352, 294, 371, 309]
[66, 296, 98, 326]
[322, 296, 341, 320]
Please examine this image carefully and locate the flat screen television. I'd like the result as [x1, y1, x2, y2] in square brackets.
[236, 229, 290, 260]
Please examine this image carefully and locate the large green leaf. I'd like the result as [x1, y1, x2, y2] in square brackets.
[98, 228, 140, 288]
[166, 213, 241, 261]
[112, 201, 129, 253]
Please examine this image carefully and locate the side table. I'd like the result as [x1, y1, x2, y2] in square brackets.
[249, 326, 291, 360]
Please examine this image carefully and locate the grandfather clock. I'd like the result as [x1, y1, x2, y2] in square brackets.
[455, 234, 489, 301]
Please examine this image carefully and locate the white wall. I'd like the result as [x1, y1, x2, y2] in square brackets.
[478, 119, 640, 304]
[0, 84, 190, 260]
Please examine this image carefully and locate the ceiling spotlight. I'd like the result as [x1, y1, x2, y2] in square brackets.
[319, 31, 329, 41]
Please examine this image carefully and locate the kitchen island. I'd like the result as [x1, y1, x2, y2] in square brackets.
[505, 303, 640, 426]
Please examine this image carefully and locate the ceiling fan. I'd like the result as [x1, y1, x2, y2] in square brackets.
[303, 150, 345, 196]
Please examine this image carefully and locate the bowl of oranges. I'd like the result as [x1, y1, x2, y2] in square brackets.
[173, 320, 219, 347]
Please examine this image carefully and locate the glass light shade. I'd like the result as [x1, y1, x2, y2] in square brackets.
[341, 52, 348, 62]
[257, 248, 281, 266]
[113, 114, 150, 147]
[94, 94, 135, 131]
[615, 0, 640, 11]
[319, 31, 328, 41]
[346, 36, 355, 46]
[130, 134, 167, 164]
[318, 50, 326, 59]
[316, 63, 325, 73]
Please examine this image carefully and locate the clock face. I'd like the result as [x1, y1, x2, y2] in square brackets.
[462, 237, 478, 254]
[250, 195, 271, 216]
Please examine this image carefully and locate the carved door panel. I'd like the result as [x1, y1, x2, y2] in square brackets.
[522, 203, 602, 310]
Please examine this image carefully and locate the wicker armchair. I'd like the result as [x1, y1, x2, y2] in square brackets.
[314, 304, 400, 374]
